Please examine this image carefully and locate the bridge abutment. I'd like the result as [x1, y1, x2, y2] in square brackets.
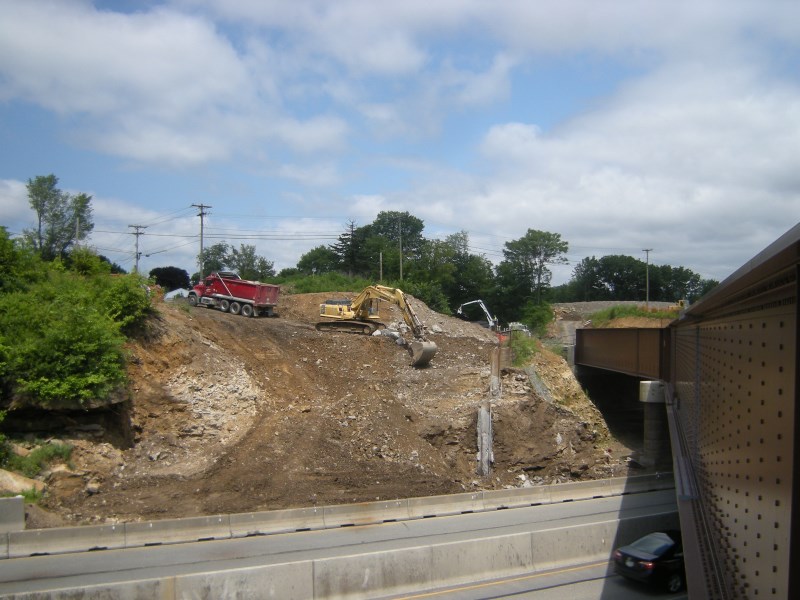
[639, 381, 670, 468]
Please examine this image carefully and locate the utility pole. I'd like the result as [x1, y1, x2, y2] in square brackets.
[192, 204, 211, 278]
[128, 225, 148, 273]
[643, 248, 653, 308]
[398, 218, 403, 281]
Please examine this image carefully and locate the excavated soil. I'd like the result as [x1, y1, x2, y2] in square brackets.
[22, 294, 642, 528]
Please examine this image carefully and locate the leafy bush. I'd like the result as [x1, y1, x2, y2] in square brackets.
[0, 228, 46, 292]
[95, 273, 152, 332]
[65, 247, 112, 276]
[4, 442, 72, 478]
[0, 273, 129, 408]
[520, 301, 554, 336]
[509, 332, 541, 367]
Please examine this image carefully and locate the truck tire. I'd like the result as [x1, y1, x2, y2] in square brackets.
[241, 304, 254, 318]
[188, 294, 198, 307]
[229, 301, 241, 315]
[220, 299, 230, 312]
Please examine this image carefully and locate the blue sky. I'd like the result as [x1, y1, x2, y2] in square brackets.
[1, 0, 799, 285]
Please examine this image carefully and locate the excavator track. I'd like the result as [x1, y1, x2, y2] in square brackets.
[315, 320, 383, 335]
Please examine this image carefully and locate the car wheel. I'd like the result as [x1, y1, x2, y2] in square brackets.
[230, 302, 241, 315]
[241, 304, 253, 318]
[220, 299, 230, 312]
[665, 572, 683, 593]
[188, 294, 198, 307]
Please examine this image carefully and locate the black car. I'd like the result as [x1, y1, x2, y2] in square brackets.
[613, 530, 685, 593]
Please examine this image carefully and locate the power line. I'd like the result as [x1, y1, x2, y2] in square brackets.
[145, 240, 198, 257]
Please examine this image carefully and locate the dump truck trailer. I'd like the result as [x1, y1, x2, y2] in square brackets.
[188, 272, 279, 318]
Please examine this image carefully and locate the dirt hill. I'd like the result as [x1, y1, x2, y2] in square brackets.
[25, 294, 639, 528]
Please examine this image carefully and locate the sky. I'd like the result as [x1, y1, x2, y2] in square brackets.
[1, 0, 799, 286]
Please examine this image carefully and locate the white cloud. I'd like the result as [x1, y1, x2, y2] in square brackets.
[276, 162, 341, 188]
[0, 179, 31, 233]
[2, 0, 799, 284]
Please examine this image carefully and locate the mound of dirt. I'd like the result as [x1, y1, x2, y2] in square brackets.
[21, 294, 638, 528]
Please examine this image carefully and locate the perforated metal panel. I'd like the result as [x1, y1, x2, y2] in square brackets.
[672, 263, 798, 599]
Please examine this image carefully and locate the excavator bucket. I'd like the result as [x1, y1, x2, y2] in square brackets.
[409, 340, 438, 367]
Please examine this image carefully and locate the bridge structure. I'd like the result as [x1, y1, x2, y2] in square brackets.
[575, 223, 800, 599]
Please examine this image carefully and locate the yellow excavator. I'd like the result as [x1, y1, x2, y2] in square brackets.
[316, 285, 438, 367]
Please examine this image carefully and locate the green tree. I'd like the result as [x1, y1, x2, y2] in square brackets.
[655, 265, 714, 303]
[596, 255, 645, 299]
[412, 238, 457, 289]
[330, 221, 374, 277]
[371, 211, 425, 276]
[229, 244, 275, 280]
[149, 266, 190, 291]
[198, 242, 231, 275]
[297, 245, 339, 275]
[567, 256, 605, 301]
[438, 231, 494, 307]
[23, 175, 94, 261]
[498, 230, 569, 304]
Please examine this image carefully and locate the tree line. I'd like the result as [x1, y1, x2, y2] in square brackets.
[281, 210, 718, 329]
[11, 174, 719, 337]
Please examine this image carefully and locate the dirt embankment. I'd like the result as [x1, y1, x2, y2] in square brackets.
[19, 294, 639, 528]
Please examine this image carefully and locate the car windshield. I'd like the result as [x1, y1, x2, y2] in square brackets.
[630, 533, 675, 556]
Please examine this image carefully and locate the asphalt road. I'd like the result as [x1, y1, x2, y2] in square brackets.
[0, 489, 678, 597]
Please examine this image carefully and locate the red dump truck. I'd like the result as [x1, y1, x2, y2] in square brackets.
[188, 272, 279, 317]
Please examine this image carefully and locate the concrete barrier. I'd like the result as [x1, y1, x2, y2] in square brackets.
[175, 560, 314, 599]
[314, 545, 433, 598]
[13, 579, 169, 599]
[431, 532, 533, 587]
[323, 499, 410, 527]
[0, 497, 24, 534]
[407, 491, 484, 519]
[125, 514, 231, 548]
[548, 478, 615, 502]
[530, 511, 680, 571]
[8, 523, 126, 558]
[531, 520, 618, 571]
[230, 505, 324, 537]
[482, 485, 552, 510]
